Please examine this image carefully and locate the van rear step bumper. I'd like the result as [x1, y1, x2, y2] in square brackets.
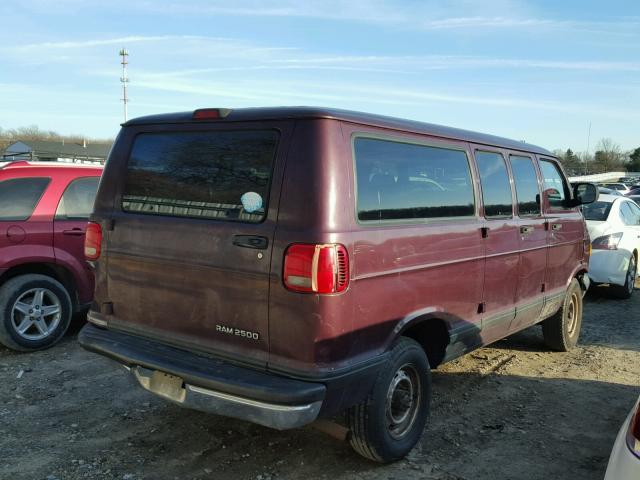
[78, 324, 325, 430]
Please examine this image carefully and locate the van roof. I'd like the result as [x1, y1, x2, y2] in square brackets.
[123, 106, 554, 157]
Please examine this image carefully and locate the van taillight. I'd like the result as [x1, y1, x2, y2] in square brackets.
[84, 222, 102, 260]
[283, 244, 349, 294]
[192, 108, 232, 120]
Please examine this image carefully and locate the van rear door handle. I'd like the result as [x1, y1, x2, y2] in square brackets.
[520, 225, 534, 235]
[232, 235, 268, 250]
[551, 223, 562, 231]
[62, 228, 85, 236]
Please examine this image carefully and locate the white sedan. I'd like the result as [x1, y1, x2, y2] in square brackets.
[582, 194, 640, 298]
[604, 395, 640, 479]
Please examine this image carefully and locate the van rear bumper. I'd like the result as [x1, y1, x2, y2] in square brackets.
[78, 323, 325, 430]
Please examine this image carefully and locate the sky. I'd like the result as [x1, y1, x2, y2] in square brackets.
[0, 0, 638, 153]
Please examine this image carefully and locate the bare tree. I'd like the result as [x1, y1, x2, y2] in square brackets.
[593, 138, 625, 173]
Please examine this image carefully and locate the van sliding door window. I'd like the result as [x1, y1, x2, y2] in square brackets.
[509, 155, 541, 216]
[122, 130, 279, 223]
[354, 137, 475, 222]
[475, 151, 513, 218]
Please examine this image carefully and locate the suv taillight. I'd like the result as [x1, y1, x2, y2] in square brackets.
[592, 232, 623, 250]
[84, 222, 102, 260]
[628, 402, 640, 459]
[283, 244, 349, 294]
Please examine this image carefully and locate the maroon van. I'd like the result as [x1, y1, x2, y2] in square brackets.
[78, 107, 596, 462]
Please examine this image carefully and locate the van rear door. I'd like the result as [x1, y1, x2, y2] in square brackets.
[103, 122, 291, 367]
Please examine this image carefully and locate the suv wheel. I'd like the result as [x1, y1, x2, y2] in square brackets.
[542, 278, 583, 351]
[611, 253, 636, 299]
[346, 337, 431, 463]
[0, 274, 72, 351]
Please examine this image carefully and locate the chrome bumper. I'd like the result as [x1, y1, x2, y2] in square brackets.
[128, 365, 323, 430]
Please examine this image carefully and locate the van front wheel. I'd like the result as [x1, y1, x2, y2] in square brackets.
[346, 337, 431, 463]
[542, 278, 582, 351]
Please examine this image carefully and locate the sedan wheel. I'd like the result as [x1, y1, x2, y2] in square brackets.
[612, 254, 637, 299]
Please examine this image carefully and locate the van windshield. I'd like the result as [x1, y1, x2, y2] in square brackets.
[582, 201, 613, 221]
[122, 130, 279, 222]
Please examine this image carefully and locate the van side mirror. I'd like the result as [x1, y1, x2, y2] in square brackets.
[568, 183, 598, 207]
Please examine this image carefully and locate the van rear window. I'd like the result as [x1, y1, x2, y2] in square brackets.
[122, 130, 278, 222]
[354, 137, 475, 222]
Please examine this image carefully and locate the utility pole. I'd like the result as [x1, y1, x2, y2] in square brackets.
[585, 121, 591, 175]
[120, 48, 129, 122]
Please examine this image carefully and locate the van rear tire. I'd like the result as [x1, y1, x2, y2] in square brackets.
[0, 274, 72, 352]
[542, 278, 582, 352]
[346, 337, 431, 463]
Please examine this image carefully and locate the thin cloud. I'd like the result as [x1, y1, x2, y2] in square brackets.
[12, 35, 219, 51]
[130, 76, 640, 121]
[261, 54, 640, 72]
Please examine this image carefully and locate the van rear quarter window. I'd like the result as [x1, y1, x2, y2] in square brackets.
[122, 130, 279, 222]
[354, 137, 475, 222]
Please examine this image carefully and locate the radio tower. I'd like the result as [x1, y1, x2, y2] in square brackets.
[119, 48, 129, 122]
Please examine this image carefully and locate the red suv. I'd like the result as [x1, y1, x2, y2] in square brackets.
[0, 160, 102, 351]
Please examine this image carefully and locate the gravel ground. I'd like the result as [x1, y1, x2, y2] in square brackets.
[1, 285, 639, 480]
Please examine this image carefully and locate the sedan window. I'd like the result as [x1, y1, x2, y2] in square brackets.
[582, 201, 613, 221]
[620, 201, 640, 226]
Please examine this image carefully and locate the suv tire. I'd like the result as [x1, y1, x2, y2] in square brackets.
[611, 253, 636, 300]
[0, 274, 73, 351]
[346, 337, 431, 463]
[542, 278, 582, 351]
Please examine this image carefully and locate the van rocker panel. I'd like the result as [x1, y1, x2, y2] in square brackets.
[78, 324, 326, 428]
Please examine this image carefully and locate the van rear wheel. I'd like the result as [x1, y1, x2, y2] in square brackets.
[542, 278, 582, 352]
[0, 274, 72, 352]
[346, 337, 431, 463]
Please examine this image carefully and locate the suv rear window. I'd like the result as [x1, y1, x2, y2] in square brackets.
[122, 130, 279, 222]
[56, 176, 100, 220]
[0, 177, 50, 221]
[354, 137, 475, 222]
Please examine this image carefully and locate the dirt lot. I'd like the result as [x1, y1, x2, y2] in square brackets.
[1, 287, 639, 480]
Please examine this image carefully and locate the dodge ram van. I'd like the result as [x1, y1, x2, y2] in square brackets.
[79, 107, 597, 462]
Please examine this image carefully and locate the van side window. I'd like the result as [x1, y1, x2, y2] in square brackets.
[354, 137, 475, 222]
[509, 155, 541, 216]
[475, 151, 513, 218]
[0, 177, 50, 221]
[122, 130, 279, 223]
[539, 160, 568, 209]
